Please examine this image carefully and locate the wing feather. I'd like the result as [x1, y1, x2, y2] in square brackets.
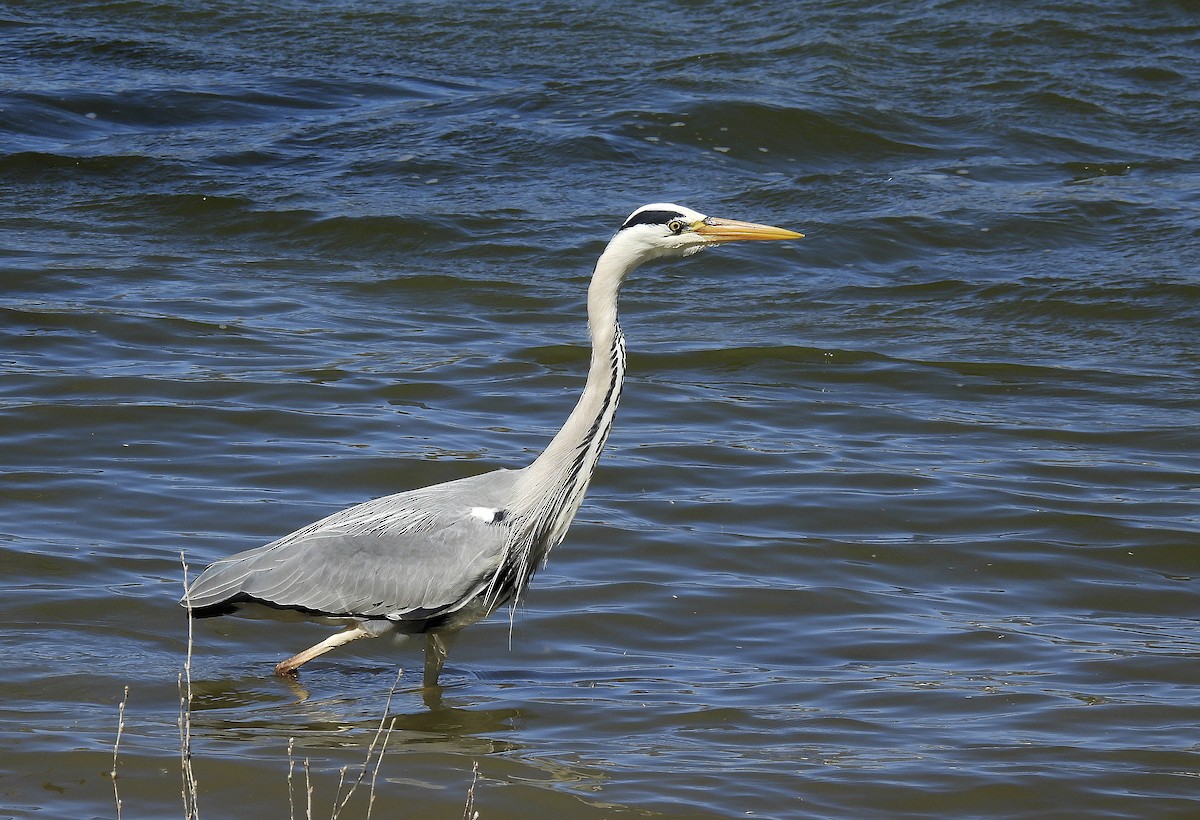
[186, 468, 519, 621]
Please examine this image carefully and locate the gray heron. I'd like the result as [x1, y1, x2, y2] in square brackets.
[184, 203, 802, 687]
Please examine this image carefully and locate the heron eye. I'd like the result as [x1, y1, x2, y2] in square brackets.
[668, 219, 686, 235]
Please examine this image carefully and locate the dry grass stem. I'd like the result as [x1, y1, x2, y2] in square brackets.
[331, 668, 403, 819]
[111, 685, 129, 820]
[365, 717, 396, 820]
[288, 737, 297, 820]
[332, 766, 349, 816]
[304, 756, 314, 820]
[463, 760, 481, 820]
[179, 551, 200, 819]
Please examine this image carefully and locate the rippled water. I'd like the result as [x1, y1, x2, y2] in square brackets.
[2, 1, 1199, 817]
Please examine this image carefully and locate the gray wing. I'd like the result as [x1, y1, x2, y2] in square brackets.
[185, 468, 521, 623]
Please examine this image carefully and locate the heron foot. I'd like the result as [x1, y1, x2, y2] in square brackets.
[272, 624, 375, 678]
[274, 660, 301, 677]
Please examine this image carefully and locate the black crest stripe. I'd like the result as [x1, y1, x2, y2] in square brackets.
[619, 209, 684, 231]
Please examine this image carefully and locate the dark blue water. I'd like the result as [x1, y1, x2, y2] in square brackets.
[2, 1, 1198, 817]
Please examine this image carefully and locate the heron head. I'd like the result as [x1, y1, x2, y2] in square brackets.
[615, 203, 803, 262]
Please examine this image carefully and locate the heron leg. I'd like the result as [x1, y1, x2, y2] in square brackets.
[275, 623, 374, 677]
[423, 629, 460, 688]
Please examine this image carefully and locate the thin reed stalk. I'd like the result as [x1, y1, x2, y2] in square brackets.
[365, 716, 396, 820]
[179, 551, 200, 819]
[111, 685, 129, 820]
[331, 668, 403, 819]
[288, 737, 297, 820]
[304, 756, 314, 820]
[463, 760, 481, 820]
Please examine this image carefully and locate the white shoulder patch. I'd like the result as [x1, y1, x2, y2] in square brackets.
[469, 506, 505, 524]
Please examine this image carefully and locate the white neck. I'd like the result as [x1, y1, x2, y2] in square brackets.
[515, 237, 642, 545]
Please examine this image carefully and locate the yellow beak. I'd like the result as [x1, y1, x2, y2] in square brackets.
[693, 216, 804, 242]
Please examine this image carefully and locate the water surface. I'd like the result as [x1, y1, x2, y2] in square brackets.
[2, 1, 1199, 817]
